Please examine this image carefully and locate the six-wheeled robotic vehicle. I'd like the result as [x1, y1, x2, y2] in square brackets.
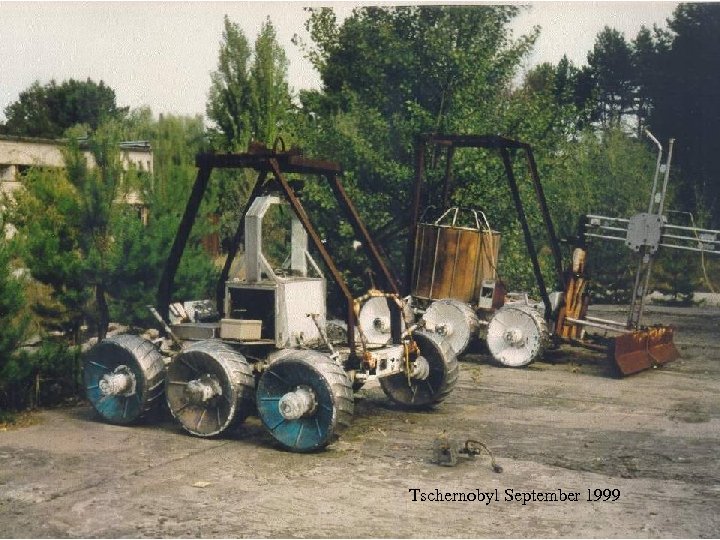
[83, 144, 456, 452]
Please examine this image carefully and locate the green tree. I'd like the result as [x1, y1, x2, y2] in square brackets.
[3, 110, 220, 408]
[206, 16, 295, 249]
[2, 79, 126, 139]
[107, 113, 218, 328]
[10, 113, 219, 336]
[249, 18, 293, 144]
[302, 6, 536, 134]
[0, 233, 31, 408]
[631, 26, 666, 136]
[207, 16, 253, 152]
[586, 27, 636, 129]
[578, 25, 673, 136]
[0, 226, 85, 411]
[510, 57, 592, 142]
[292, 6, 543, 294]
[206, 16, 293, 150]
[10, 123, 128, 341]
[646, 3, 720, 226]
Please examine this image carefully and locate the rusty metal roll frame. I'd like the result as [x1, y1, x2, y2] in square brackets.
[156, 145, 403, 366]
[408, 134, 566, 321]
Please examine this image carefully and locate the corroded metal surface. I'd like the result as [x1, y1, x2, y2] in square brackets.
[613, 326, 680, 376]
[412, 224, 500, 303]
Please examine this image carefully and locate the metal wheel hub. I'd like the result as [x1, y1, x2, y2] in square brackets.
[257, 350, 354, 451]
[373, 316, 391, 333]
[411, 356, 430, 380]
[358, 297, 393, 345]
[83, 335, 166, 425]
[379, 330, 459, 408]
[165, 341, 254, 438]
[184, 375, 222, 404]
[504, 328, 525, 347]
[435, 323, 453, 338]
[278, 385, 317, 420]
[98, 366, 136, 397]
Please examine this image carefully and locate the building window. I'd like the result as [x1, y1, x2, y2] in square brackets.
[0, 165, 13, 181]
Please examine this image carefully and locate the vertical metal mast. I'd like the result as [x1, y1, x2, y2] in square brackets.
[583, 131, 719, 332]
[627, 134, 674, 329]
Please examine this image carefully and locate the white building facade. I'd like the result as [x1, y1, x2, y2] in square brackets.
[0, 135, 153, 234]
[0, 135, 153, 198]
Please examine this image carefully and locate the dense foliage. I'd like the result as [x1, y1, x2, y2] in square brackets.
[290, 6, 547, 295]
[289, 5, 717, 299]
[1, 78, 126, 139]
[0, 233, 30, 408]
[650, 4, 720, 227]
[555, 5, 720, 229]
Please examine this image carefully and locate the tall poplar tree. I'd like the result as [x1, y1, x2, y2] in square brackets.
[207, 16, 293, 150]
[206, 16, 253, 151]
[249, 18, 293, 145]
[205, 16, 295, 249]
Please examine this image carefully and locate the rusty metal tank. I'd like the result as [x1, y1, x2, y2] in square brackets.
[411, 208, 500, 304]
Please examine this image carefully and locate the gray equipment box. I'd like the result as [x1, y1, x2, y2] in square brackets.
[219, 318, 262, 341]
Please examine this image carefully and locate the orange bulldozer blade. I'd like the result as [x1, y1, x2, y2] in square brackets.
[613, 326, 680, 376]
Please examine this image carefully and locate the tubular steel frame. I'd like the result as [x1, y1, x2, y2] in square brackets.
[408, 134, 565, 321]
[157, 145, 400, 358]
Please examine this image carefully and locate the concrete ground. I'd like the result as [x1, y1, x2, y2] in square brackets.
[1, 304, 718, 538]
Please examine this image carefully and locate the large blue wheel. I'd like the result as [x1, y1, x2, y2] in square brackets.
[83, 335, 165, 424]
[165, 340, 254, 437]
[379, 330, 458, 408]
[257, 350, 353, 452]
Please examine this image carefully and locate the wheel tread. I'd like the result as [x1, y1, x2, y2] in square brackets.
[83, 334, 166, 423]
[167, 339, 255, 437]
[380, 330, 459, 408]
[258, 349, 354, 451]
